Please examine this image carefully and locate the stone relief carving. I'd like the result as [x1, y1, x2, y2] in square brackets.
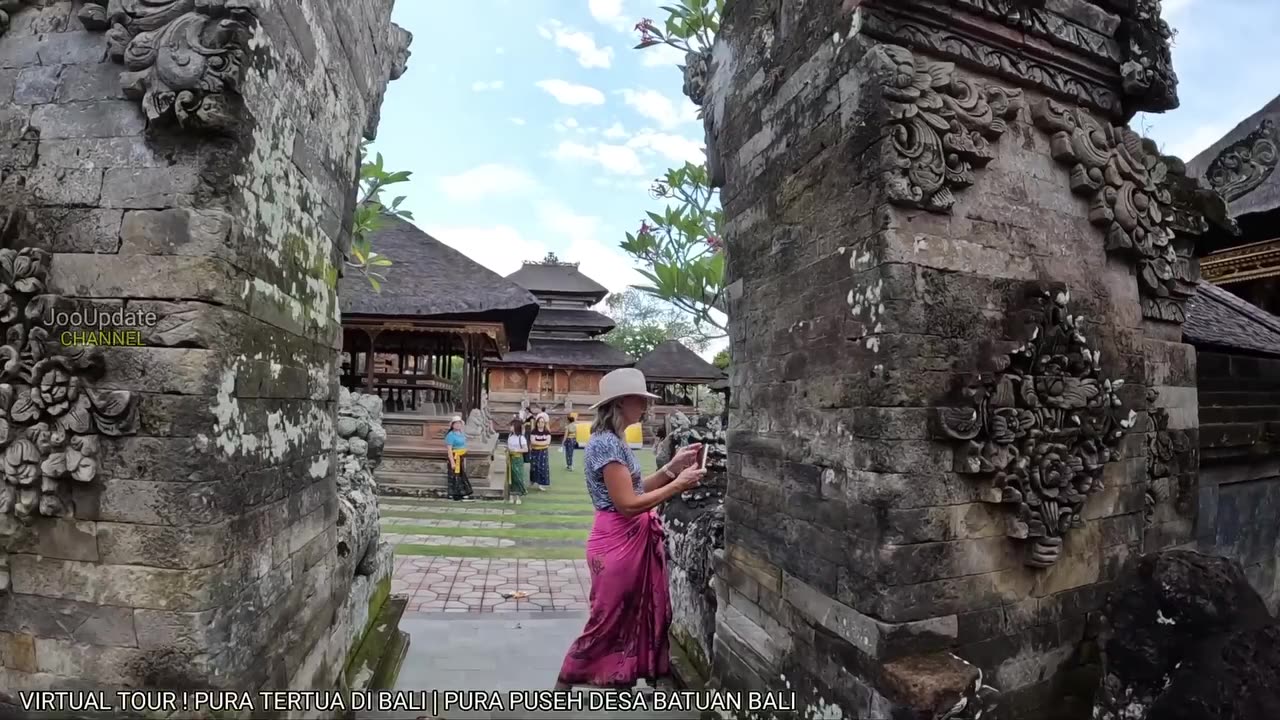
[78, 0, 257, 131]
[1143, 389, 1195, 529]
[0, 0, 36, 36]
[1031, 99, 1194, 323]
[0, 210, 139, 521]
[935, 286, 1134, 568]
[1118, 0, 1179, 115]
[1204, 119, 1279, 203]
[875, 44, 1022, 212]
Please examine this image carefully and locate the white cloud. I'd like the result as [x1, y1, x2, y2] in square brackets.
[437, 164, 538, 202]
[641, 44, 688, 67]
[627, 130, 705, 165]
[618, 88, 699, 129]
[537, 79, 606, 105]
[588, 0, 630, 31]
[428, 225, 548, 277]
[603, 122, 628, 139]
[538, 20, 613, 68]
[496, 47, 506, 55]
[510, 117, 527, 125]
[471, 80, 504, 92]
[552, 141, 647, 175]
[1163, 0, 1194, 16]
[538, 203, 643, 293]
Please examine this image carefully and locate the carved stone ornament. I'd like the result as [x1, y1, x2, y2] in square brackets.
[935, 287, 1134, 568]
[0, 210, 138, 521]
[1204, 119, 1279, 203]
[0, 0, 36, 37]
[78, 0, 257, 131]
[1143, 389, 1195, 529]
[875, 44, 1023, 212]
[1031, 99, 1194, 323]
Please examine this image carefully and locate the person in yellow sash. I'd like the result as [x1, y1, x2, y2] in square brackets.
[443, 416, 473, 502]
[507, 418, 529, 504]
[562, 412, 579, 470]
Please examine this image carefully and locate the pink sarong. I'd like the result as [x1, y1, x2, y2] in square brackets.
[557, 509, 672, 687]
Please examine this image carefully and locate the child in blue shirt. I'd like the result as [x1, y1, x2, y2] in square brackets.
[444, 416, 473, 501]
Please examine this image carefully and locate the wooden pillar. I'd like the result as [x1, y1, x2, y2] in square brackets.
[362, 327, 381, 394]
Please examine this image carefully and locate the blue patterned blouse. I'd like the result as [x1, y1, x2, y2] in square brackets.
[583, 430, 643, 512]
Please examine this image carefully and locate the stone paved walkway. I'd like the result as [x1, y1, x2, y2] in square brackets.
[391, 556, 592, 613]
[358, 613, 696, 720]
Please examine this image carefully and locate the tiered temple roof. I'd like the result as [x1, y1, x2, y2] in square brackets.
[1184, 282, 1280, 358]
[487, 254, 632, 370]
[635, 339, 726, 385]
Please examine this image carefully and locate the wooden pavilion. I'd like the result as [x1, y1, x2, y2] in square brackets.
[1187, 94, 1280, 315]
[339, 218, 539, 496]
[633, 339, 726, 438]
[485, 253, 633, 435]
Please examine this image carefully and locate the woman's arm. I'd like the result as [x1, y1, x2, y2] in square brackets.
[641, 463, 676, 492]
[602, 463, 685, 517]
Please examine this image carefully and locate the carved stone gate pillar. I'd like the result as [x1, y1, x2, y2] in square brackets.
[0, 0, 411, 695]
[708, 0, 1223, 716]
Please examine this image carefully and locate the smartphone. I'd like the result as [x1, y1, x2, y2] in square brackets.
[697, 444, 709, 470]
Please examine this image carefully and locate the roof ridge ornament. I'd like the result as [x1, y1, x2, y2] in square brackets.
[1204, 119, 1279, 203]
[529, 252, 579, 268]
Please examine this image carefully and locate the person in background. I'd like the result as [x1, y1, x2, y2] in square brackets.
[444, 415, 474, 502]
[555, 368, 704, 692]
[528, 415, 553, 491]
[506, 418, 529, 505]
[562, 412, 579, 470]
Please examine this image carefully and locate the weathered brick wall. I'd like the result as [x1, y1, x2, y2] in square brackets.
[706, 1, 1207, 717]
[0, 0, 408, 699]
[1194, 350, 1280, 612]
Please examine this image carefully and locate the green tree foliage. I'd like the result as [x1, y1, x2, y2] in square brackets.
[346, 143, 414, 291]
[712, 348, 729, 370]
[601, 290, 710, 359]
[622, 1, 727, 337]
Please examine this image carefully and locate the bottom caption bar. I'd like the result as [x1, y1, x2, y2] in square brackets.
[18, 689, 799, 715]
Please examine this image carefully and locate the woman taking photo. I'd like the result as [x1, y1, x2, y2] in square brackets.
[555, 368, 705, 691]
[529, 415, 553, 491]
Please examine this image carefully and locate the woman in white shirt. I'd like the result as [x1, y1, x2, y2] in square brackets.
[506, 419, 530, 504]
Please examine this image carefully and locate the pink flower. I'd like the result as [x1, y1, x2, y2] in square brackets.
[638, 221, 654, 236]
[707, 236, 723, 251]
[634, 18, 661, 47]
[634, 18, 656, 32]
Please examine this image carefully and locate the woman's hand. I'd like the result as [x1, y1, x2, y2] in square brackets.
[671, 466, 705, 493]
[666, 443, 704, 475]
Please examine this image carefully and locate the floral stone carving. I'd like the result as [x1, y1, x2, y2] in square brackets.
[78, 0, 256, 131]
[1032, 99, 1194, 323]
[1204, 119, 1278, 203]
[934, 287, 1134, 568]
[875, 44, 1023, 213]
[0, 211, 138, 520]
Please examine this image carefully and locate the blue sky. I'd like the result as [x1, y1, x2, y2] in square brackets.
[370, 0, 1280, 350]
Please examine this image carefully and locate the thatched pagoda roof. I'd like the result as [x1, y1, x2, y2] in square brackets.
[534, 308, 615, 334]
[339, 218, 541, 350]
[1187, 93, 1280, 221]
[1184, 282, 1280, 357]
[506, 254, 609, 301]
[635, 340, 726, 385]
[486, 338, 634, 370]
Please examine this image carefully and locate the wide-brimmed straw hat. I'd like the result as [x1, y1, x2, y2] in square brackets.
[590, 368, 660, 410]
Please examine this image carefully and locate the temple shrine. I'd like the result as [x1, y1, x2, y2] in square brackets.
[339, 218, 539, 496]
[633, 339, 726, 438]
[484, 253, 634, 434]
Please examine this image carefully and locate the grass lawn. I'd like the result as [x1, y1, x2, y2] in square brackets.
[381, 447, 658, 560]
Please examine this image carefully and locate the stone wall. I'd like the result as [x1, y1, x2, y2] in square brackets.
[0, 0, 409, 700]
[656, 412, 727, 685]
[1193, 350, 1280, 612]
[704, 0, 1215, 717]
